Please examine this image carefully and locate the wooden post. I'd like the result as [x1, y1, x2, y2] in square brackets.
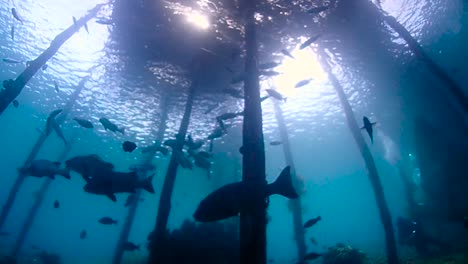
[112, 95, 169, 264]
[273, 102, 306, 260]
[317, 49, 398, 264]
[380, 12, 467, 113]
[11, 135, 76, 257]
[0, 76, 89, 231]
[0, 4, 104, 115]
[148, 84, 196, 264]
[240, 0, 267, 263]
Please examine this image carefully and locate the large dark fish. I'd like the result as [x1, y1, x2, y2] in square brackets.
[83, 171, 155, 202]
[65, 154, 114, 182]
[194, 155, 211, 170]
[300, 35, 321, 50]
[361, 116, 377, 144]
[174, 150, 193, 169]
[194, 166, 299, 222]
[73, 118, 93, 129]
[19, 160, 70, 180]
[122, 141, 137, 153]
[11, 8, 23, 24]
[216, 112, 240, 122]
[266, 89, 287, 102]
[45, 109, 67, 145]
[99, 118, 124, 134]
[303, 216, 321, 228]
[307, 6, 329, 14]
[207, 126, 226, 140]
[98, 217, 117, 225]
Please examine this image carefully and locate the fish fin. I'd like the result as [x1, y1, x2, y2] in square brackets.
[139, 175, 155, 193]
[106, 193, 117, 202]
[360, 126, 365, 130]
[267, 166, 299, 199]
[371, 122, 377, 126]
[57, 168, 71, 179]
[53, 122, 67, 145]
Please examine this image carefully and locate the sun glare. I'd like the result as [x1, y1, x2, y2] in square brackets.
[187, 12, 210, 30]
[270, 40, 327, 98]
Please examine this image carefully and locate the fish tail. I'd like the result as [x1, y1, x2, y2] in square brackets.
[267, 166, 299, 199]
[139, 175, 155, 193]
[57, 168, 71, 179]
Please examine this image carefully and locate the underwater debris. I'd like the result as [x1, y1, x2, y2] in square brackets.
[99, 117, 124, 134]
[148, 220, 239, 264]
[322, 243, 367, 264]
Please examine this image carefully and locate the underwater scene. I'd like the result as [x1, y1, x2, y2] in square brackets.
[0, 0, 467, 263]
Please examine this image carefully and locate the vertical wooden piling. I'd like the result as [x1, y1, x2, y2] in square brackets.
[379, 12, 467, 113]
[112, 95, 169, 264]
[11, 135, 76, 257]
[273, 102, 306, 259]
[240, 0, 267, 263]
[149, 84, 196, 264]
[0, 4, 104, 115]
[0, 77, 89, 232]
[317, 49, 398, 264]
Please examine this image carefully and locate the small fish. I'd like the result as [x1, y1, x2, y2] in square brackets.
[186, 134, 204, 150]
[123, 242, 140, 251]
[98, 217, 118, 225]
[270, 141, 282, 146]
[300, 35, 321, 50]
[54, 81, 59, 93]
[216, 112, 240, 121]
[12, 100, 19, 108]
[266, 89, 287, 102]
[53, 200, 59, 209]
[95, 18, 113, 25]
[361, 116, 377, 144]
[194, 166, 298, 222]
[99, 118, 125, 134]
[204, 104, 219, 114]
[281, 49, 295, 59]
[307, 6, 329, 14]
[3, 58, 22, 64]
[122, 141, 137, 153]
[260, 71, 281, 77]
[11, 26, 14, 40]
[295, 79, 312, 88]
[11, 8, 23, 24]
[73, 118, 94, 129]
[80, 230, 87, 239]
[42, 64, 48, 71]
[259, 62, 280, 70]
[303, 252, 322, 260]
[304, 216, 322, 228]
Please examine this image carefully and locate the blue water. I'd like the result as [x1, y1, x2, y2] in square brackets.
[0, 0, 467, 263]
